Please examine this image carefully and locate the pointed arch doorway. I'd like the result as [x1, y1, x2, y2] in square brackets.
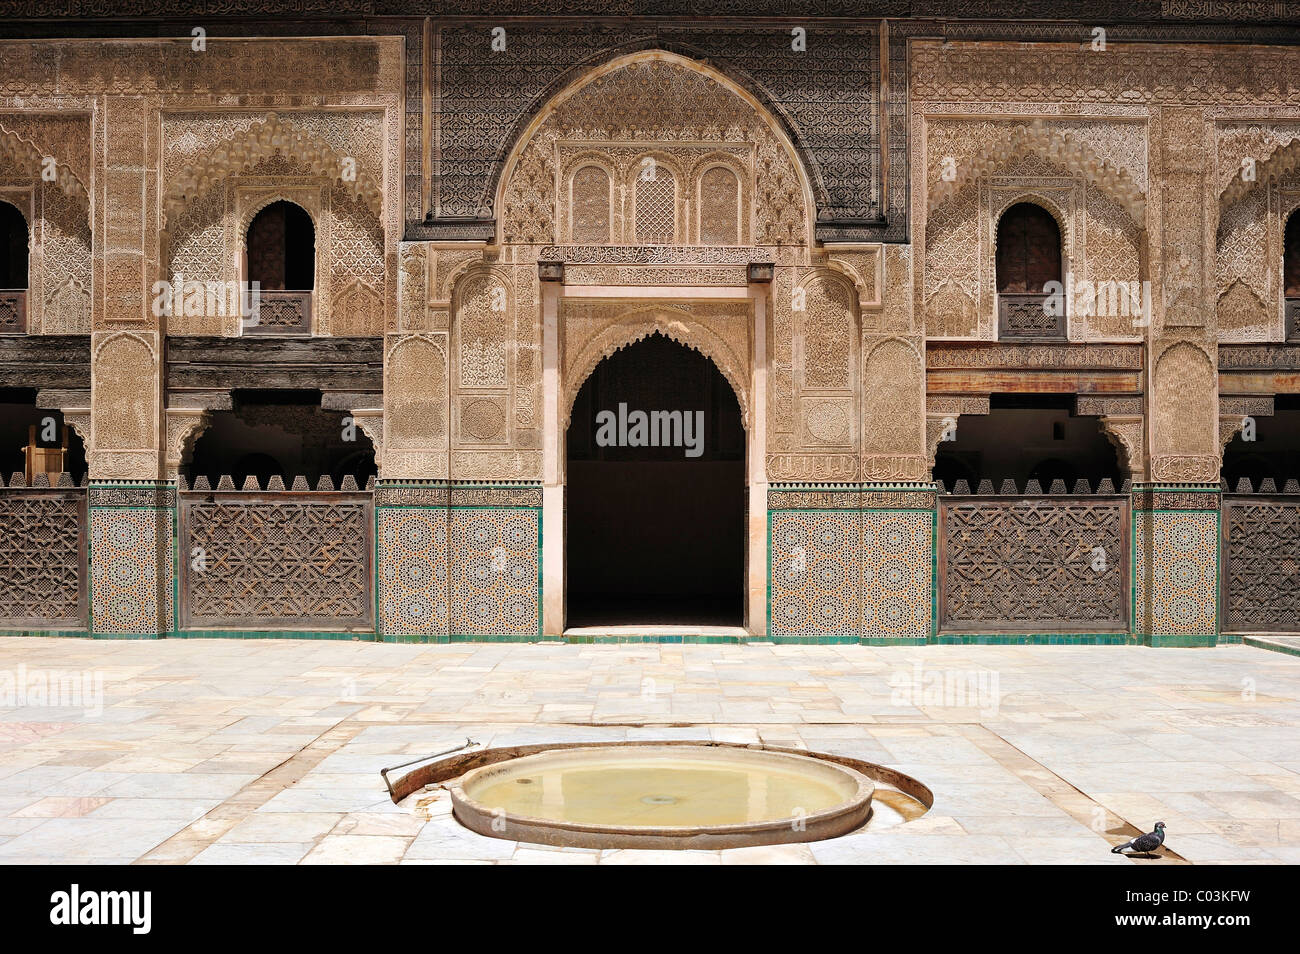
[565, 333, 746, 628]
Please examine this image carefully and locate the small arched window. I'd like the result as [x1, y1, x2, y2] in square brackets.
[0, 201, 29, 334]
[698, 166, 740, 245]
[996, 202, 1064, 340]
[634, 165, 676, 244]
[571, 165, 611, 244]
[1284, 210, 1300, 341]
[245, 201, 314, 335]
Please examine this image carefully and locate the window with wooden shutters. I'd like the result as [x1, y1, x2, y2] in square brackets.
[0, 201, 28, 333]
[1286, 211, 1300, 340]
[996, 202, 1065, 339]
[245, 200, 315, 335]
[634, 167, 676, 244]
[571, 165, 611, 244]
[698, 166, 740, 245]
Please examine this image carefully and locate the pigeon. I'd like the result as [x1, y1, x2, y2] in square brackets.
[1111, 821, 1166, 855]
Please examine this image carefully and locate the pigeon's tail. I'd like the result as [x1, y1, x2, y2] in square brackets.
[1111, 841, 1132, 854]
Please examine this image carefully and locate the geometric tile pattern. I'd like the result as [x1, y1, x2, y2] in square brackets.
[862, 510, 932, 640]
[448, 508, 540, 638]
[89, 507, 174, 637]
[769, 506, 933, 641]
[770, 510, 861, 639]
[1133, 509, 1218, 638]
[0, 490, 85, 628]
[377, 506, 448, 639]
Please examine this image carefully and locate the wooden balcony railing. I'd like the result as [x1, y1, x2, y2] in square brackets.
[0, 290, 26, 334]
[997, 291, 1066, 341]
[1286, 297, 1300, 342]
[244, 290, 312, 336]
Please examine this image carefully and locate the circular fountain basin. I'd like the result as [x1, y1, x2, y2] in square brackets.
[449, 744, 874, 850]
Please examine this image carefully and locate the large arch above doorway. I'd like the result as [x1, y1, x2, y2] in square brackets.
[495, 51, 816, 249]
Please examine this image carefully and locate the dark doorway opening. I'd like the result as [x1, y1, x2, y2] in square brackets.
[565, 333, 745, 627]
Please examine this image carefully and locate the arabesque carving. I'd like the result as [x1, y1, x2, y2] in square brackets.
[499, 54, 811, 249]
[163, 112, 381, 231]
[560, 299, 751, 432]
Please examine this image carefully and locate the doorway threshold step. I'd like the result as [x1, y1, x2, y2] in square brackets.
[563, 624, 750, 642]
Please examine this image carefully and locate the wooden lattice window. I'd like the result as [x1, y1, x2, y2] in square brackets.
[634, 167, 676, 244]
[698, 166, 740, 245]
[571, 165, 611, 244]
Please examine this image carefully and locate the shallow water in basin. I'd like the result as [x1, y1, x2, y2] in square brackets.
[468, 755, 859, 828]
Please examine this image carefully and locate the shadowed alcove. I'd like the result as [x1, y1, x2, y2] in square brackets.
[933, 394, 1124, 491]
[566, 333, 745, 627]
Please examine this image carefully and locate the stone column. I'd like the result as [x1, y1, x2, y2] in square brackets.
[541, 278, 564, 637]
[746, 281, 768, 636]
[88, 96, 173, 638]
[1135, 107, 1221, 646]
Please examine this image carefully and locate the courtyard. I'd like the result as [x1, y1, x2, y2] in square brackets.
[0, 636, 1296, 865]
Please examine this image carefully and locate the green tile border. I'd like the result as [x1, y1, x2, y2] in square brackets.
[170, 629, 375, 640]
[1241, 635, 1300, 658]
[1146, 633, 1218, 648]
[0, 628, 91, 638]
[929, 633, 1136, 645]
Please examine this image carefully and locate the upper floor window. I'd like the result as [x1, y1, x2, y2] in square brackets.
[996, 202, 1064, 340]
[1284, 209, 1300, 341]
[571, 165, 611, 244]
[245, 200, 315, 336]
[635, 167, 676, 245]
[0, 201, 29, 334]
[698, 166, 740, 245]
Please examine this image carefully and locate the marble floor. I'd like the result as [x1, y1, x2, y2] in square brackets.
[0, 637, 1297, 864]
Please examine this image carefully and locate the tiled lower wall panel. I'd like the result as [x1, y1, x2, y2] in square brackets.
[768, 509, 932, 641]
[1133, 508, 1219, 644]
[89, 503, 175, 638]
[378, 506, 540, 640]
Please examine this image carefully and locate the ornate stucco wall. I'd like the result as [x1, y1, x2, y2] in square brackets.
[2, 11, 1299, 642]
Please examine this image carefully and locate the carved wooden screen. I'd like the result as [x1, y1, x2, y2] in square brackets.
[1223, 496, 1300, 633]
[938, 495, 1128, 632]
[180, 490, 373, 630]
[0, 485, 87, 629]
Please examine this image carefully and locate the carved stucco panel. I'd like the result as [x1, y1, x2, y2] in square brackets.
[560, 298, 752, 433]
[91, 332, 160, 479]
[383, 332, 449, 480]
[1151, 339, 1219, 482]
[498, 55, 811, 250]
